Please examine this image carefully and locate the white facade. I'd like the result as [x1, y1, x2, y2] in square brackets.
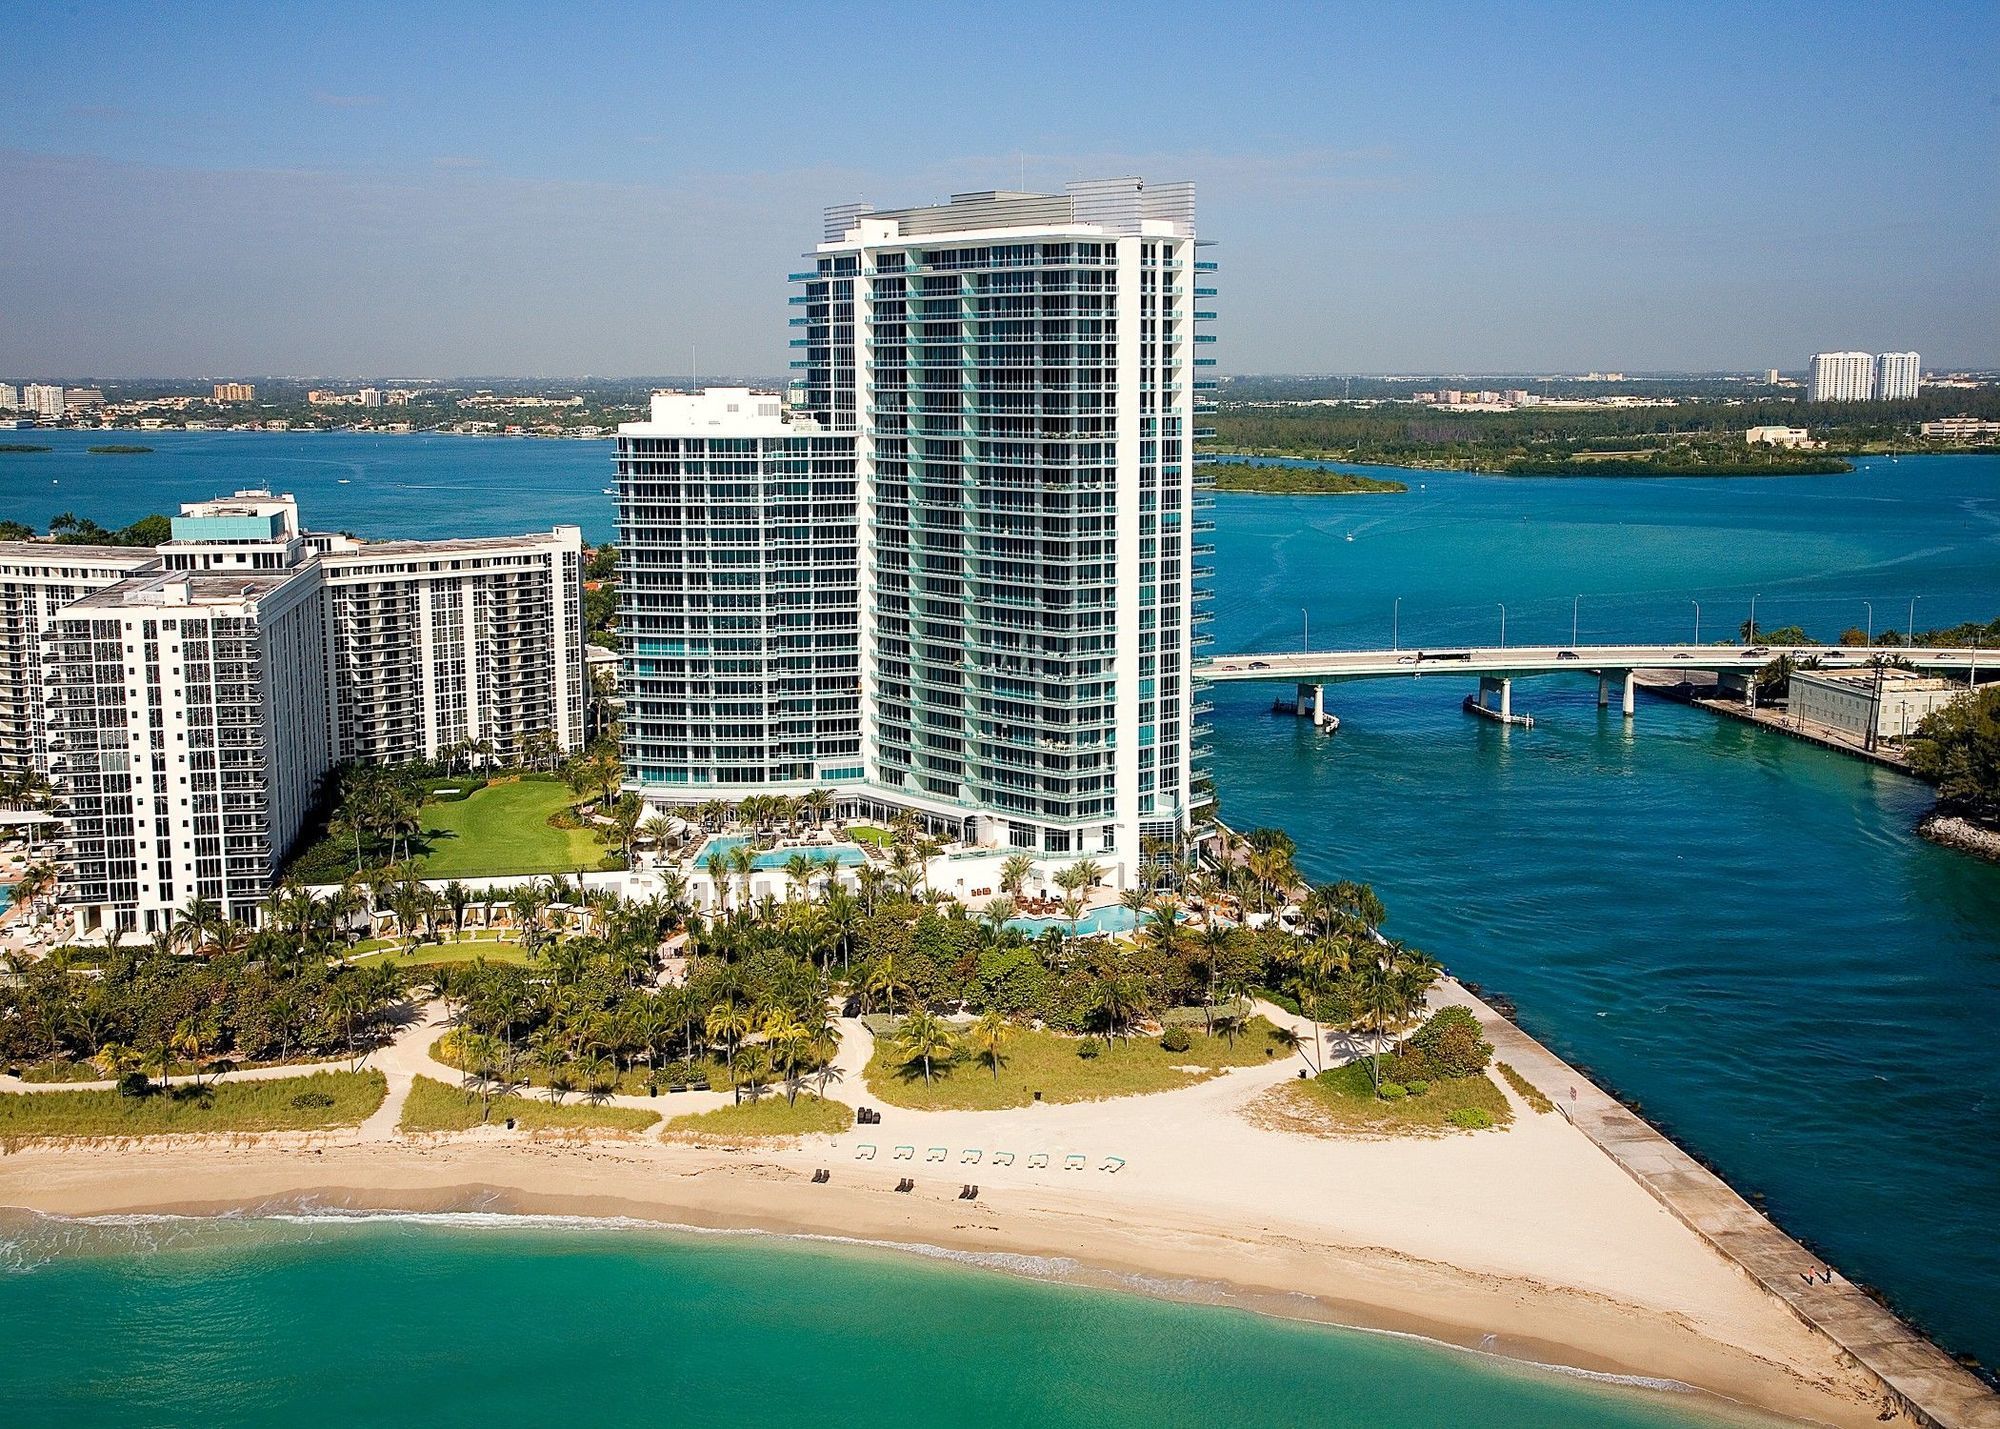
[1876, 352, 1921, 401]
[23, 383, 65, 421]
[0, 490, 588, 933]
[1807, 352, 1876, 403]
[1789, 667, 1967, 746]
[619, 179, 1214, 873]
[1745, 426, 1811, 448]
[44, 566, 330, 930]
[0, 384, 18, 410]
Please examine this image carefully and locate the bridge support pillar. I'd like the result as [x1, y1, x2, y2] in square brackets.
[1717, 671, 1754, 705]
[1597, 675, 1609, 708]
[1622, 670, 1636, 718]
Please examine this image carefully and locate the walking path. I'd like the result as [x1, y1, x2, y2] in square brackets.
[1448, 976, 1999, 1429]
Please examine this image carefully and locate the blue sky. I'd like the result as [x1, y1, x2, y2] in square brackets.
[3, 0, 1994, 377]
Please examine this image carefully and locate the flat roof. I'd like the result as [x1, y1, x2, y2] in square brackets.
[1793, 667, 1960, 693]
[65, 567, 307, 613]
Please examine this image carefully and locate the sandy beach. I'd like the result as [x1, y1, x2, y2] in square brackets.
[0, 991, 1903, 1429]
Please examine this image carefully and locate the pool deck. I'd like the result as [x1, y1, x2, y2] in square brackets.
[1446, 976, 2000, 1428]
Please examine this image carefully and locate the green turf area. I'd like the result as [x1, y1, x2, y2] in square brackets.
[414, 779, 606, 879]
[846, 824, 895, 849]
[864, 1018, 1285, 1111]
[664, 1093, 853, 1142]
[351, 937, 532, 968]
[0, 1071, 385, 1142]
[1266, 1060, 1513, 1137]
[397, 1075, 659, 1134]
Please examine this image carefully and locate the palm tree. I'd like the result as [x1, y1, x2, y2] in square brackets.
[576, 1051, 614, 1104]
[726, 843, 755, 915]
[967, 1010, 1013, 1082]
[862, 954, 913, 1014]
[1093, 973, 1145, 1048]
[782, 852, 819, 904]
[762, 1007, 810, 1104]
[999, 852, 1037, 900]
[896, 1009, 956, 1086]
[1059, 889, 1089, 955]
[705, 1000, 754, 1102]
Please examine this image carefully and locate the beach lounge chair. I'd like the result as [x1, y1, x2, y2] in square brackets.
[1027, 1153, 1049, 1169]
[992, 1152, 1015, 1166]
[812, 1168, 830, 1184]
[960, 1149, 981, 1164]
[1100, 1157, 1125, 1173]
[895, 1178, 914, 1193]
[855, 1144, 876, 1160]
[925, 1146, 946, 1162]
[893, 1145, 914, 1160]
[1064, 1153, 1086, 1170]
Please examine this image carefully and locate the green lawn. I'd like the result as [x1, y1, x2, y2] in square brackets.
[664, 1093, 853, 1143]
[0, 1071, 385, 1143]
[846, 825, 896, 850]
[415, 779, 606, 879]
[352, 936, 533, 969]
[864, 1019, 1286, 1111]
[398, 1075, 659, 1135]
[1261, 1060, 1514, 1137]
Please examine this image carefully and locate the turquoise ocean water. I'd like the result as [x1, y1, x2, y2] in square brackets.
[3, 432, 1997, 1407]
[0, 1214, 1776, 1429]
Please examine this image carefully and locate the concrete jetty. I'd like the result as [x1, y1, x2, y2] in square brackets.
[1446, 977, 2000, 1428]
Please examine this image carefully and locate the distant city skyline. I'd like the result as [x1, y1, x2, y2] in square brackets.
[2, 1, 1995, 376]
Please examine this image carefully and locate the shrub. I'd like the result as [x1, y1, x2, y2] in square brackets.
[1377, 1081, 1407, 1100]
[1386, 1050, 1433, 1084]
[1497, 1062, 1555, 1114]
[1159, 1025, 1192, 1053]
[1406, 1078, 1430, 1096]
[1450, 1107, 1494, 1130]
[1407, 1005, 1493, 1078]
[289, 1090, 336, 1109]
[116, 1072, 151, 1099]
[1076, 1037, 1103, 1060]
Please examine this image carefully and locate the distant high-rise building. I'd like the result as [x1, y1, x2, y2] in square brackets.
[358, 387, 383, 408]
[0, 384, 18, 410]
[23, 384, 65, 421]
[214, 382, 256, 402]
[1808, 352, 1876, 403]
[1765, 368, 1780, 385]
[1876, 352, 1921, 401]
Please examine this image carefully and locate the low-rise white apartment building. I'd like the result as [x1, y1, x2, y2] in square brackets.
[1746, 425, 1811, 448]
[0, 489, 587, 934]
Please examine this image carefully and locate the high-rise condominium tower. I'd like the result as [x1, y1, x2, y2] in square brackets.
[1876, 352, 1921, 401]
[1808, 352, 1876, 403]
[617, 179, 1215, 872]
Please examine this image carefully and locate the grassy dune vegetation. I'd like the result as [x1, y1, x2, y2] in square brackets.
[0, 1070, 386, 1142]
[1268, 1060, 1512, 1137]
[664, 1094, 854, 1143]
[397, 1074, 660, 1135]
[864, 1019, 1285, 1112]
[1203, 461, 1407, 494]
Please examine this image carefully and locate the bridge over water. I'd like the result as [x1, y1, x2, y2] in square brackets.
[1192, 644, 1989, 727]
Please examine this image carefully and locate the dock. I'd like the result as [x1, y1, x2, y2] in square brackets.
[1633, 671, 1916, 774]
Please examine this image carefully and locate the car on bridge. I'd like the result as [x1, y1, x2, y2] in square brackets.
[1557, 650, 1580, 660]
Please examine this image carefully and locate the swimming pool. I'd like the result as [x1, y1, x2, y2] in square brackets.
[1007, 904, 1138, 938]
[693, 836, 866, 871]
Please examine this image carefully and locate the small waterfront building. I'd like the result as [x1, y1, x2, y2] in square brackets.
[1919, 417, 2000, 442]
[1746, 426, 1811, 448]
[1788, 667, 1967, 747]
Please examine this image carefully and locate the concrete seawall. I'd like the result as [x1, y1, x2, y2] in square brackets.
[1443, 976, 2000, 1428]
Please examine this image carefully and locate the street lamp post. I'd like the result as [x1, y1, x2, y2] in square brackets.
[1393, 596, 1401, 652]
[1301, 607, 1309, 653]
[1497, 603, 1507, 648]
[1749, 593, 1760, 644]
[1572, 594, 1581, 646]
[1690, 599, 1701, 645]
[1864, 601, 1873, 646]
[1908, 596, 1921, 645]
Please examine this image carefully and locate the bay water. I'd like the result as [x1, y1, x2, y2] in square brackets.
[3, 431, 1996, 1401]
